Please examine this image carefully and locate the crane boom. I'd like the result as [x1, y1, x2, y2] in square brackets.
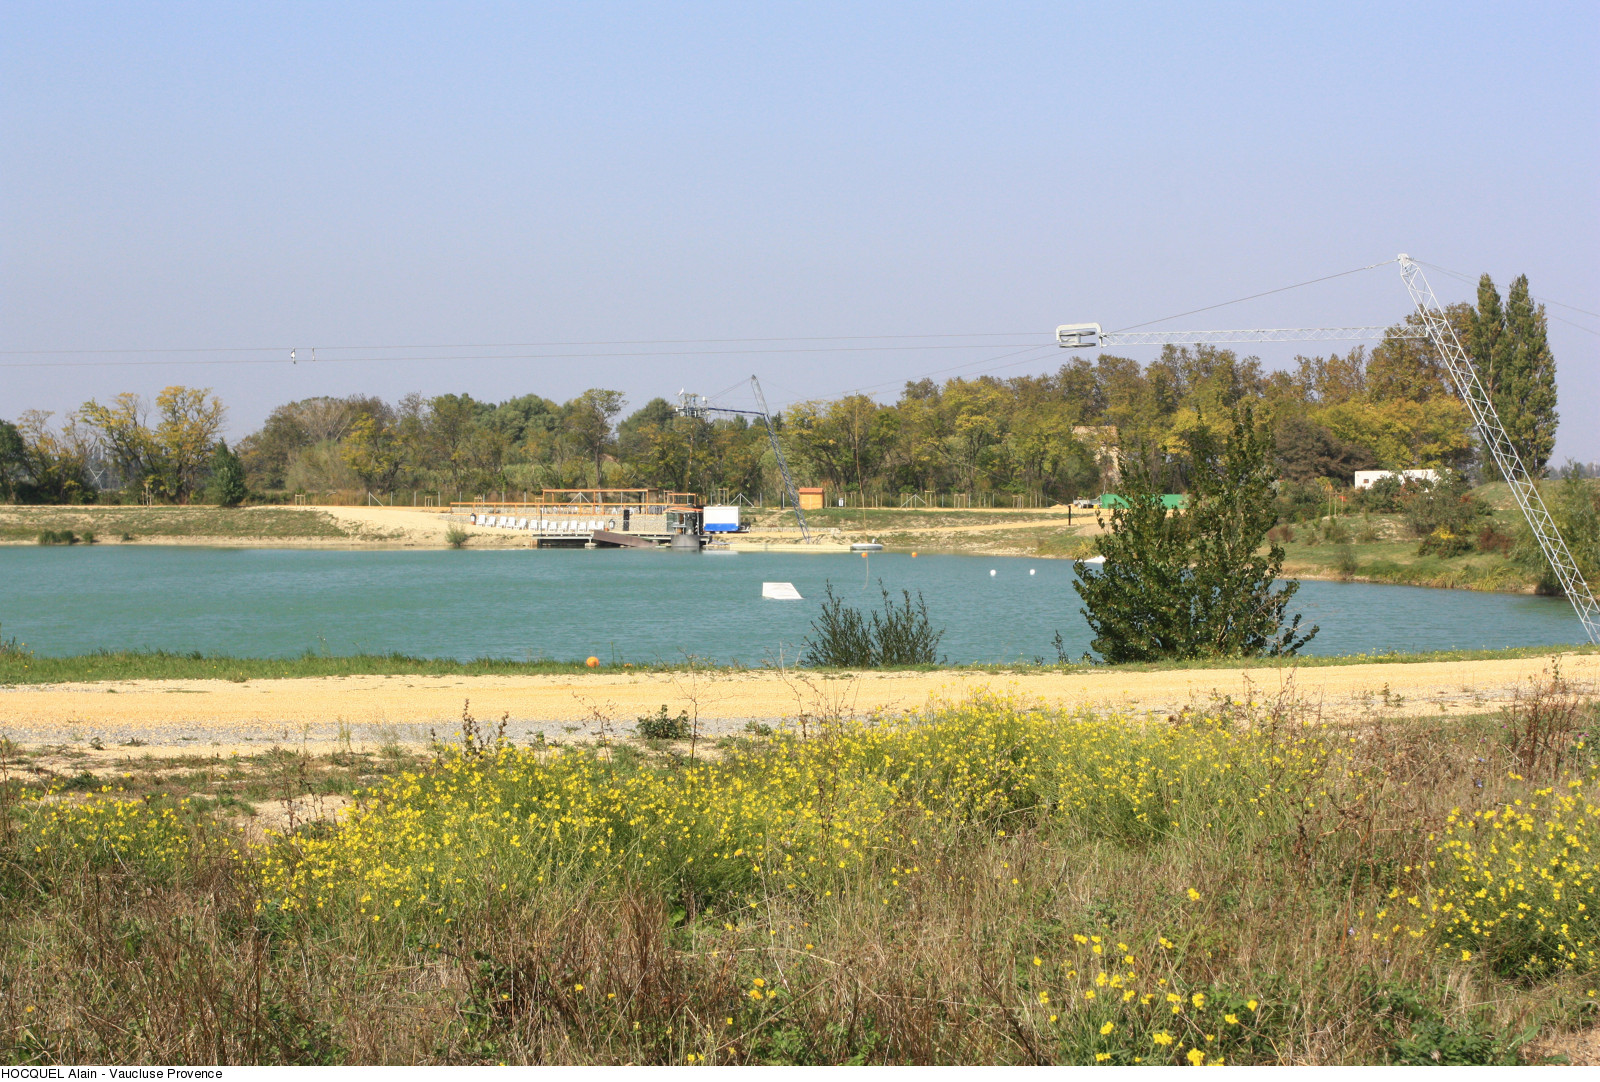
[1056, 324, 1424, 348]
[1397, 256, 1598, 643]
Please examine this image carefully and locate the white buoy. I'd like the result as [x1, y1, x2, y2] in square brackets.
[1029, 568, 1036, 576]
[989, 569, 996, 577]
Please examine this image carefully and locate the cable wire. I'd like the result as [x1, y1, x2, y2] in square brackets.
[1414, 260, 1599, 337]
[0, 330, 1045, 358]
[0, 339, 1054, 371]
[1108, 259, 1398, 333]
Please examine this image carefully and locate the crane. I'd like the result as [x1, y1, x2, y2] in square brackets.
[676, 376, 811, 542]
[1058, 255, 1600, 645]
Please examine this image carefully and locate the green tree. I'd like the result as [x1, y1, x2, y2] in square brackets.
[14, 410, 95, 503]
[1511, 472, 1599, 593]
[1501, 275, 1558, 474]
[1469, 273, 1511, 400]
[78, 392, 158, 489]
[152, 386, 227, 501]
[565, 389, 626, 486]
[339, 413, 400, 489]
[0, 419, 25, 502]
[1074, 408, 1316, 662]
[206, 440, 248, 506]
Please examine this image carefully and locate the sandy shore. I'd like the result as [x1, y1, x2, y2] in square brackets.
[3, 653, 1592, 755]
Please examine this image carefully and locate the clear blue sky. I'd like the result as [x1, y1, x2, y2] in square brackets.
[4, 2, 1597, 459]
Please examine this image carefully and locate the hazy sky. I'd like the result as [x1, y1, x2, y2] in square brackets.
[4, 2, 1597, 459]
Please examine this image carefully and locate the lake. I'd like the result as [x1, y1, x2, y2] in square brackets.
[1, 546, 1586, 664]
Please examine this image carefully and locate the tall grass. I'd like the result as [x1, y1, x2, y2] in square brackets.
[4, 684, 1596, 1064]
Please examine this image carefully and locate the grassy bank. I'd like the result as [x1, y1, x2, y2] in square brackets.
[0, 505, 359, 544]
[2, 643, 1597, 686]
[3, 688, 1596, 1064]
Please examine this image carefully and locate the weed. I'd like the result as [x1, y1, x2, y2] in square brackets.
[636, 704, 691, 740]
[446, 525, 470, 549]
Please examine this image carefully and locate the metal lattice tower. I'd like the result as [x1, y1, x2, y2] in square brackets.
[676, 377, 811, 542]
[749, 376, 811, 542]
[1398, 255, 1599, 644]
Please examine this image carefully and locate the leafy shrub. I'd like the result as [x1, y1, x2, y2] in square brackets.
[1370, 984, 1524, 1065]
[802, 581, 943, 667]
[36, 529, 79, 545]
[1334, 544, 1358, 579]
[1273, 479, 1325, 524]
[1511, 474, 1600, 591]
[636, 704, 691, 740]
[1417, 528, 1473, 558]
[1475, 524, 1513, 555]
[445, 526, 470, 549]
[1401, 471, 1486, 542]
[1351, 475, 1407, 514]
[1319, 517, 1350, 544]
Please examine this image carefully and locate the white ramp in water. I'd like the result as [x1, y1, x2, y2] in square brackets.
[762, 582, 803, 600]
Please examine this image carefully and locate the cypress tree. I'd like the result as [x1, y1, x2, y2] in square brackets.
[207, 440, 248, 507]
[1503, 275, 1558, 474]
[1469, 274, 1508, 398]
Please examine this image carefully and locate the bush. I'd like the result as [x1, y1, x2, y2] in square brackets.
[1334, 544, 1358, 579]
[1511, 474, 1600, 591]
[1351, 475, 1407, 514]
[1319, 517, 1350, 545]
[1474, 524, 1513, 555]
[1421, 775, 1600, 979]
[636, 704, 691, 740]
[1077, 409, 1316, 662]
[1401, 471, 1486, 542]
[1417, 528, 1473, 558]
[1273, 480, 1325, 524]
[36, 529, 78, 545]
[445, 526, 470, 549]
[801, 581, 944, 667]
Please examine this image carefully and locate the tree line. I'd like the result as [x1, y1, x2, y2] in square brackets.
[0, 272, 1559, 505]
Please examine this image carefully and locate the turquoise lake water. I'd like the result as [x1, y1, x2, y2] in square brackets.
[0, 546, 1586, 664]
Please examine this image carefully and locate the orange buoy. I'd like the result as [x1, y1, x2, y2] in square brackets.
[585, 656, 599, 668]
[861, 552, 868, 558]
[911, 552, 918, 557]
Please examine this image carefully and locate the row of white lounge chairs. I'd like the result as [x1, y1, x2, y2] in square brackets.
[468, 513, 614, 535]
